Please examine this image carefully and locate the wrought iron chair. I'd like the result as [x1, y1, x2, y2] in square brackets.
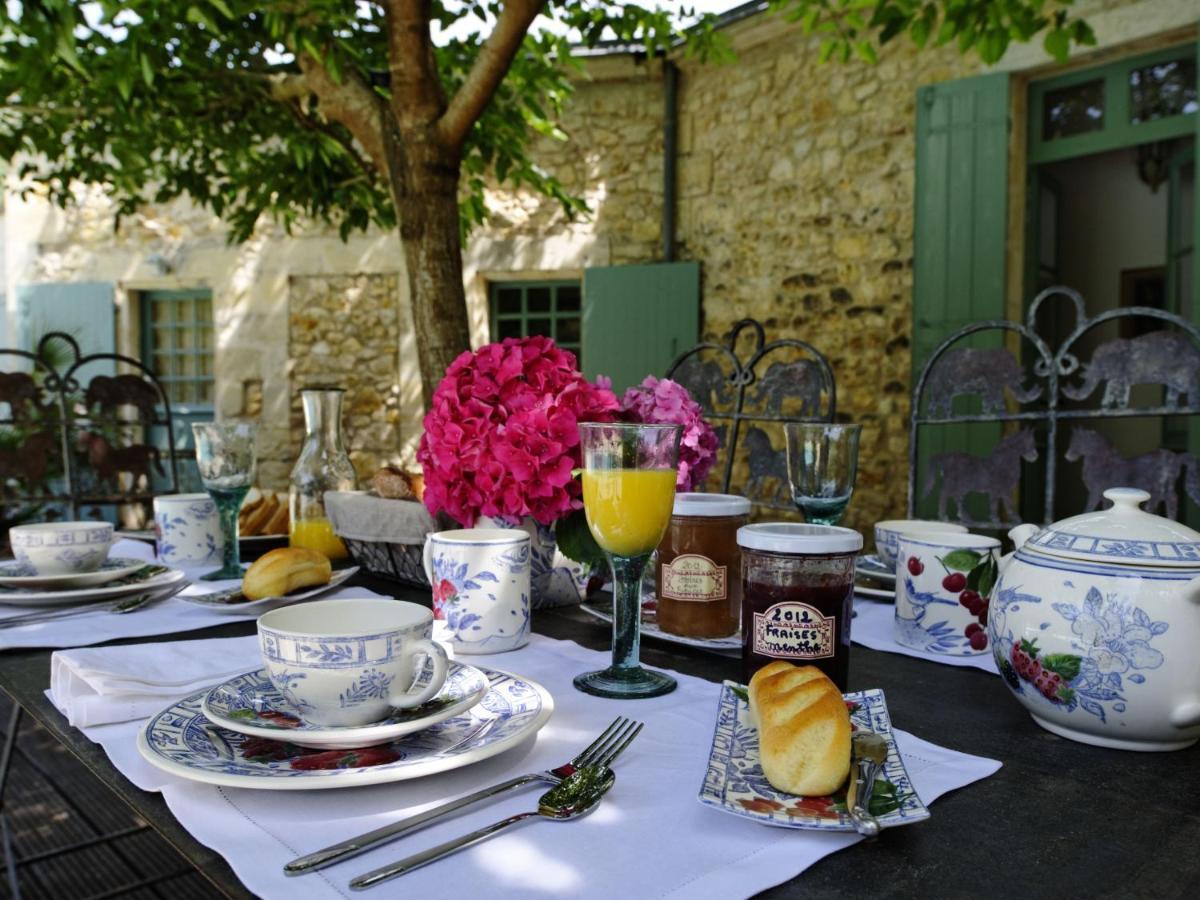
[666, 318, 836, 510]
[909, 285, 1200, 530]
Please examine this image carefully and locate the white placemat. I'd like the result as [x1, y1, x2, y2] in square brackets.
[853, 595, 999, 675]
[58, 634, 1001, 898]
[0, 540, 386, 651]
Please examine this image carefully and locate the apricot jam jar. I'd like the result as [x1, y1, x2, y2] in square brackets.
[738, 523, 862, 691]
[655, 493, 751, 639]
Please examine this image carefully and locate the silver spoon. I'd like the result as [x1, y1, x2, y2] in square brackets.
[846, 730, 888, 837]
[349, 766, 616, 890]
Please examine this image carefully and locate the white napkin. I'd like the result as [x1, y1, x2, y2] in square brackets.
[68, 633, 1001, 898]
[50, 634, 261, 727]
[0, 539, 388, 651]
[853, 595, 999, 675]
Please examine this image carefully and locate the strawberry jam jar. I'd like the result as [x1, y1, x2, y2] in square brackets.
[655, 493, 751, 639]
[738, 523, 862, 691]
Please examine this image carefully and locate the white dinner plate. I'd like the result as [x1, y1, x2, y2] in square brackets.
[0, 566, 186, 608]
[176, 567, 358, 615]
[202, 662, 490, 749]
[137, 667, 553, 790]
[0, 557, 148, 590]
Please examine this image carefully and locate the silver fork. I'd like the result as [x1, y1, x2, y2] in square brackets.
[284, 716, 643, 875]
[0, 581, 186, 630]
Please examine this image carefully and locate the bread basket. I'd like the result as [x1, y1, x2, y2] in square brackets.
[324, 491, 437, 588]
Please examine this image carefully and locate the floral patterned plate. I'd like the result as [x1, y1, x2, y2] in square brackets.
[0, 565, 182, 608]
[0, 557, 149, 590]
[698, 681, 930, 831]
[137, 667, 553, 790]
[202, 662, 490, 749]
[177, 567, 358, 615]
[580, 597, 741, 653]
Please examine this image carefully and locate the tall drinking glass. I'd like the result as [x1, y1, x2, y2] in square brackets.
[575, 422, 681, 699]
[784, 423, 861, 526]
[192, 421, 258, 581]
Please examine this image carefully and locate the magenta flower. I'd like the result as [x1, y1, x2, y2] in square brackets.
[418, 336, 620, 526]
[619, 376, 719, 492]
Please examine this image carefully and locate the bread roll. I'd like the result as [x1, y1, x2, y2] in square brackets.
[748, 662, 851, 796]
[372, 466, 414, 500]
[242, 547, 332, 600]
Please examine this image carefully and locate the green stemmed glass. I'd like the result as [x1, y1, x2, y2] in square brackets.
[784, 422, 861, 526]
[192, 421, 257, 581]
[574, 422, 681, 699]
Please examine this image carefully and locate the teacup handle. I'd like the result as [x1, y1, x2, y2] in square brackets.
[389, 639, 449, 710]
[422, 536, 435, 587]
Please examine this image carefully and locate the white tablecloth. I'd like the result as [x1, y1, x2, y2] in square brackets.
[853, 595, 999, 675]
[54, 634, 1001, 899]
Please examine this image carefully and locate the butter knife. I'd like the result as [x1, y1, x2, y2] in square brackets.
[846, 730, 888, 837]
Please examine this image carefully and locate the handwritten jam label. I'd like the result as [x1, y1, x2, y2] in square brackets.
[752, 602, 835, 660]
[662, 554, 726, 602]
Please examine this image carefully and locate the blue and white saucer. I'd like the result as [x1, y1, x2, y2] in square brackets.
[856, 553, 896, 585]
[0, 557, 148, 590]
[699, 682, 930, 831]
[202, 662, 490, 749]
[137, 667, 552, 790]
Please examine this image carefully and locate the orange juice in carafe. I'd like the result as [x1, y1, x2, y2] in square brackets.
[289, 517, 349, 561]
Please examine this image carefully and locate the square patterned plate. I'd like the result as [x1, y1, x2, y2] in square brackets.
[698, 681, 930, 831]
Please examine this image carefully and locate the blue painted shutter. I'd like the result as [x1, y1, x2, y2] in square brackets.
[17, 282, 116, 376]
[581, 262, 701, 393]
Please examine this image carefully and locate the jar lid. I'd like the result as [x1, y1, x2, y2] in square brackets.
[1020, 487, 1200, 568]
[737, 522, 863, 555]
[673, 493, 752, 517]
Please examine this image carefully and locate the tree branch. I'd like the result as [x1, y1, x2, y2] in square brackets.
[385, 0, 448, 124]
[292, 54, 390, 179]
[439, 0, 547, 152]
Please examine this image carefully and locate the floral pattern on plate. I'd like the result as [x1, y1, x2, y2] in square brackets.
[138, 667, 552, 789]
[698, 681, 930, 831]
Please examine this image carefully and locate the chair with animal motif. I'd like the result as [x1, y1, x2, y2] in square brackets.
[666, 318, 836, 510]
[910, 286, 1200, 530]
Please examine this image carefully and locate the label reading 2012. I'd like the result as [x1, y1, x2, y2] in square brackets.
[752, 601, 835, 660]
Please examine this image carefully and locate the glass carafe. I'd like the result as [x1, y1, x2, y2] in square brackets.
[289, 387, 357, 560]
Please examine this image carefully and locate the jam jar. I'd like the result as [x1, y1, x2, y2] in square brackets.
[738, 523, 862, 691]
[655, 493, 751, 639]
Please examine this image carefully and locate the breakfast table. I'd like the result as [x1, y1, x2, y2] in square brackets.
[1, 570, 1197, 899]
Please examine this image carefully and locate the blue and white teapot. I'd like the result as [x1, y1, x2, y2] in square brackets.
[990, 487, 1200, 752]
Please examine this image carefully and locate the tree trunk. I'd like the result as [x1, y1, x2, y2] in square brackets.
[386, 122, 473, 410]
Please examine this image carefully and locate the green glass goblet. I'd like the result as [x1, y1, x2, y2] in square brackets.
[192, 421, 257, 581]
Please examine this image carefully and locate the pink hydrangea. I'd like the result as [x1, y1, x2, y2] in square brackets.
[618, 376, 719, 492]
[418, 336, 620, 526]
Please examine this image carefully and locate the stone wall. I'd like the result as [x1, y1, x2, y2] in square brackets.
[287, 273, 404, 481]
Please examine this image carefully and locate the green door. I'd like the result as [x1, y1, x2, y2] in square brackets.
[581, 262, 701, 393]
[911, 73, 1010, 519]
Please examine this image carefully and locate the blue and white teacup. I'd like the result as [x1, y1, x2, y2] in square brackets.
[874, 519, 968, 569]
[257, 598, 449, 728]
[423, 528, 531, 654]
[154, 493, 224, 566]
[10, 522, 113, 575]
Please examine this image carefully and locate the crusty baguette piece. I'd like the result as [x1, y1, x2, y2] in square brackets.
[264, 502, 289, 536]
[242, 492, 279, 537]
[238, 494, 264, 529]
[242, 546, 332, 600]
[748, 661, 851, 796]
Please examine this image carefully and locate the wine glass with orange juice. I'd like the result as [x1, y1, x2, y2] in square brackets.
[575, 422, 681, 698]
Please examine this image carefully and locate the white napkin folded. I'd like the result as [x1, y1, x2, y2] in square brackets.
[50, 635, 261, 727]
[853, 595, 999, 675]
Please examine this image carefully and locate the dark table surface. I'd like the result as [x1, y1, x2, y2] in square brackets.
[1, 575, 1197, 899]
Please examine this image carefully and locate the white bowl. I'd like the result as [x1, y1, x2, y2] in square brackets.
[874, 519, 968, 568]
[9, 522, 114, 575]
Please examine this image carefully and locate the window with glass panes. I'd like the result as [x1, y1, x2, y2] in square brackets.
[140, 290, 215, 408]
[489, 281, 582, 358]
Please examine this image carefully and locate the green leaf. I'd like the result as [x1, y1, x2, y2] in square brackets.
[1041, 653, 1081, 681]
[139, 52, 154, 88]
[941, 549, 982, 572]
[1043, 27, 1069, 62]
[730, 684, 749, 703]
[554, 508, 607, 568]
[1019, 638, 1040, 658]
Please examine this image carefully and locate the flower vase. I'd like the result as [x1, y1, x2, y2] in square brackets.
[476, 516, 596, 609]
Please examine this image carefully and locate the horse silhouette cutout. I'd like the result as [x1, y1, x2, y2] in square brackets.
[84, 374, 162, 424]
[742, 426, 790, 504]
[1065, 427, 1200, 519]
[750, 359, 825, 417]
[923, 429, 1038, 524]
[0, 432, 57, 495]
[0, 372, 46, 422]
[77, 431, 165, 492]
[924, 347, 1042, 418]
[1062, 331, 1200, 408]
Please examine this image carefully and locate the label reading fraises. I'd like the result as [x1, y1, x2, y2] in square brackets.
[661, 554, 726, 602]
[752, 602, 835, 660]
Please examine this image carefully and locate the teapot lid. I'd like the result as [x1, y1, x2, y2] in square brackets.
[1022, 487, 1200, 568]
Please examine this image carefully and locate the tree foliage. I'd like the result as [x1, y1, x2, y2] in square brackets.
[0, 1, 1094, 244]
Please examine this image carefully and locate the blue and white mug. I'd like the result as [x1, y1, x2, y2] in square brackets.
[154, 493, 224, 566]
[257, 598, 449, 727]
[423, 528, 531, 654]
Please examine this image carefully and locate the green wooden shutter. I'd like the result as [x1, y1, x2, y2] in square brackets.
[912, 73, 1010, 518]
[17, 282, 116, 376]
[581, 261, 700, 393]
